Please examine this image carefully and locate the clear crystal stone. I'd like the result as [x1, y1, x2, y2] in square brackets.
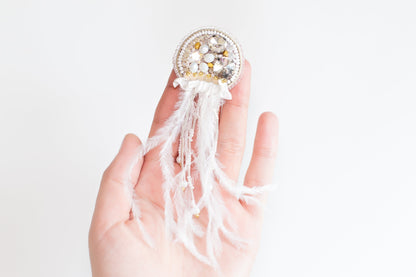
[226, 46, 235, 59]
[209, 36, 227, 53]
[226, 62, 236, 71]
[209, 37, 217, 46]
[213, 61, 223, 72]
[220, 56, 229, 66]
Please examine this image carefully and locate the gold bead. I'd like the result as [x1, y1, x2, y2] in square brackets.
[213, 76, 219, 80]
[206, 74, 212, 79]
[194, 42, 201, 49]
[223, 50, 229, 57]
[221, 78, 227, 83]
[194, 213, 200, 218]
[192, 72, 197, 77]
[198, 71, 204, 76]
[207, 62, 213, 68]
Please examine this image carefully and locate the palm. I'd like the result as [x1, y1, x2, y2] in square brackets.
[89, 62, 278, 277]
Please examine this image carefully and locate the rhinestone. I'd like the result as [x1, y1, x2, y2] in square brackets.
[213, 61, 223, 72]
[219, 64, 235, 79]
[219, 70, 231, 79]
[226, 63, 236, 71]
[209, 36, 227, 53]
[204, 53, 215, 63]
[189, 62, 198, 73]
[209, 37, 217, 46]
[199, 62, 208, 73]
[189, 51, 201, 62]
[226, 45, 235, 57]
[220, 56, 229, 66]
[199, 44, 209, 54]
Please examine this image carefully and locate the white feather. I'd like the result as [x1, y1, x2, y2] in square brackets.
[137, 77, 270, 268]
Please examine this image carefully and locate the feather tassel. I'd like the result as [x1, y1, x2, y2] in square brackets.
[135, 77, 271, 267]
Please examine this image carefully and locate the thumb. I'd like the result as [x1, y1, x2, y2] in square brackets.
[90, 134, 144, 235]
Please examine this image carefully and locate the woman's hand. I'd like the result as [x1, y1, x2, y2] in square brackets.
[88, 61, 278, 277]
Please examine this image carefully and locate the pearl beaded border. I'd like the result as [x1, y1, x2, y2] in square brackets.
[173, 27, 244, 89]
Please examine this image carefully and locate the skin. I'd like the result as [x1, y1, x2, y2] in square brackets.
[89, 61, 279, 277]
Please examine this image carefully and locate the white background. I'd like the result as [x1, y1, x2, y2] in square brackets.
[1, 0, 415, 276]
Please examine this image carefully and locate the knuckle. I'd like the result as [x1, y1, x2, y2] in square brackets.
[254, 146, 277, 160]
[228, 99, 249, 110]
[218, 137, 245, 155]
[102, 167, 111, 180]
[102, 166, 113, 180]
[244, 176, 264, 188]
[102, 167, 124, 185]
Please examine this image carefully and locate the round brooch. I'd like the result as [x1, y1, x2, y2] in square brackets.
[173, 27, 244, 89]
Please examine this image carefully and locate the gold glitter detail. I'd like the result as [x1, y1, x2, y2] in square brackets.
[223, 50, 229, 57]
[208, 62, 213, 68]
[194, 42, 201, 49]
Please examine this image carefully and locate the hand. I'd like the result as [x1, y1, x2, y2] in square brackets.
[88, 61, 279, 277]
